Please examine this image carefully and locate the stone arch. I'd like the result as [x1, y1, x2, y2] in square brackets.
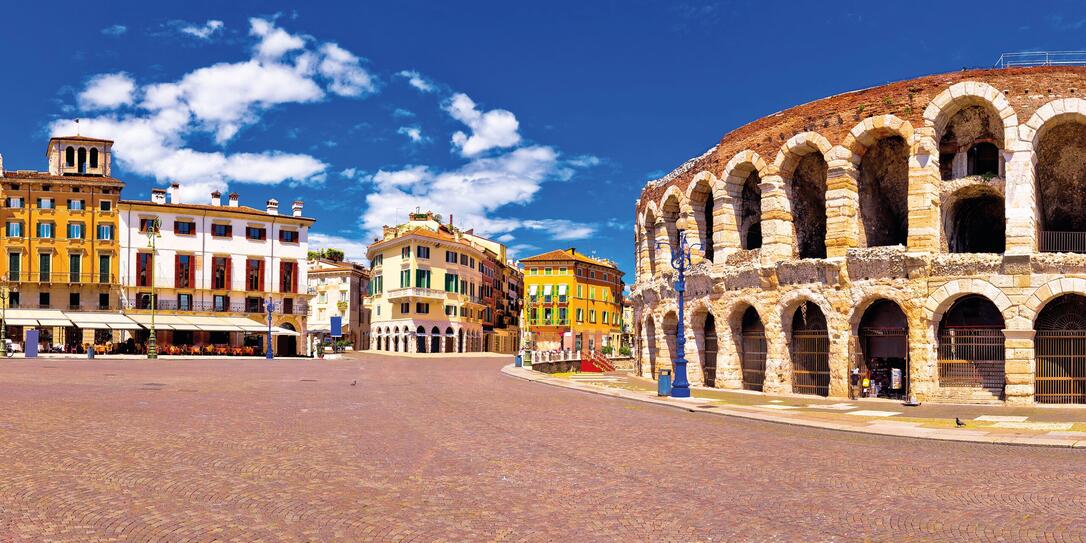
[842, 116, 914, 247]
[686, 171, 719, 263]
[924, 82, 1018, 181]
[687, 297, 719, 387]
[773, 132, 832, 259]
[1021, 97, 1086, 149]
[659, 186, 687, 259]
[924, 81, 1019, 150]
[661, 309, 680, 367]
[725, 296, 770, 391]
[1021, 277, 1086, 325]
[924, 278, 1015, 328]
[641, 201, 660, 276]
[644, 313, 659, 377]
[779, 291, 835, 396]
[722, 150, 770, 252]
[1026, 99, 1086, 250]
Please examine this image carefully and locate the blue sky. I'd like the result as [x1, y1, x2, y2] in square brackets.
[0, 1, 1084, 277]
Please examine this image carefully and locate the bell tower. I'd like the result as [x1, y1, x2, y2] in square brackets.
[46, 136, 114, 177]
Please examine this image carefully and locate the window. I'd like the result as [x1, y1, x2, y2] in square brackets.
[246, 259, 264, 290]
[590, 271, 596, 279]
[69, 292, 79, 310]
[96, 224, 114, 240]
[211, 223, 232, 237]
[279, 261, 297, 293]
[37, 198, 54, 210]
[603, 311, 609, 324]
[174, 221, 196, 235]
[39, 292, 49, 307]
[136, 253, 152, 287]
[139, 218, 159, 233]
[417, 246, 430, 259]
[282, 298, 293, 314]
[544, 307, 553, 323]
[69, 254, 81, 283]
[212, 256, 229, 290]
[576, 308, 584, 323]
[67, 199, 85, 210]
[246, 227, 267, 240]
[213, 295, 229, 312]
[99, 200, 112, 212]
[66, 223, 85, 239]
[279, 230, 298, 243]
[176, 255, 193, 288]
[559, 267, 567, 275]
[5, 198, 22, 209]
[245, 297, 262, 313]
[415, 269, 431, 288]
[545, 267, 552, 275]
[98, 254, 110, 284]
[6, 292, 17, 308]
[90, 148, 99, 168]
[559, 307, 567, 323]
[36, 222, 54, 239]
[589, 287, 596, 300]
[445, 273, 459, 292]
[402, 246, 411, 259]
[177, 294, 192, 311]
[445, 305, 456, 316]
[460, 254, 468, 266]
[529, 268, 538, 275]
[445, 251, 457, 263]
[400, 269, 411, 288]
[469, 257, 475, 269]
[319, 291, 327, 303]
[98, 293, 109, 310]
[459, 279, 467, 295]
[577, 285, 583, 298]
[460, 307, 468, 317]
[65, 147, 74, 167]
[372, 276, 383, 294]
[589, 310, 596, 323]
[6, 222, 22, 238]
[415, 302, 430, 314]
[400, 302, 410, 314]
[38, 253, 50, 282]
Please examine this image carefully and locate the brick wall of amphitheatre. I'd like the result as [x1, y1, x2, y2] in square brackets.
[632, 66, 1086, 405]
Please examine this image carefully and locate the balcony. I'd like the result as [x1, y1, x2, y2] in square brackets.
[384, 287, 446, 301]
[4, 272, 114, 285]
[122, 299, 309, 315]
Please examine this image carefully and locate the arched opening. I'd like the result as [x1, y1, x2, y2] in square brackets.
[65, 146, 75, 167]
[77, 148, 87, 173]
[790, 301, 829, 396]
[662, 311, 679, 367]
[431, 326, 441, 352]
[697, 312, 718, 387]
[89, 148, 99, 169]
[445, 327, 454, 353]
[660, 194, 681, 257]
[738, 172, 762, 250]
[416, 326, 427, 353]
[458, 329, 464, 353]
[938, 104, 1004, 181]
[643, 210, 657, 275]
[384, 329, 391, 351]
[858, 136, 909, 247]
[937, 295, 1005, 398]
[786, 153, 828, 259]
[857, 300, 909, 399]
[947, 190, 1004, 254]
[276, 323, 297, 356]
[1036, 120, 1086, 253]
[646, 318, 657, 377]
[1034, 294, 1086, 404]
[738, 307, 766, 391]
[689, 178, 715, 263]
[393, 331, 401, 352]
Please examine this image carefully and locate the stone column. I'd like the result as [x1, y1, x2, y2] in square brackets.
[907, 131, 941, 253]
[653, 219, 670, 272]
[825, 147, 859, 258]
[1004, 149, 1037, 255]
[762, 310, 789, 394]
[713, 189, 737, 261]
[759, 175, 793, 266]
[1003, 329, 1035, 405]
[684, 312, 704, 387]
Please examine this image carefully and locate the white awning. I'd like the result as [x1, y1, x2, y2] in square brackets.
[63, 312, 143, 330]
[271, 326, 300, 336]
[182, 316, 248, 332]
[222, 317, 268, 332]
[543, 285, 553, 295]
[308, 322, 331, 333]
[126, 314, 189, 330]
[557, 284, 567, 295]
[1, 309, 73, 327]
[529, 285, 538, 295]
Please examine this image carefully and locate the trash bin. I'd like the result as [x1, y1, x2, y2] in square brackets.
[87, 348, 94, 360]
[658, 369, 672, 396]
[514, 354, 523, 368]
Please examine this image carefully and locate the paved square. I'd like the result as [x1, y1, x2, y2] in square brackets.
[0, 354, 1084, 542]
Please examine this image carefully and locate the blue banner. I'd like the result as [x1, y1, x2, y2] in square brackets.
[330, 316, 342, 337]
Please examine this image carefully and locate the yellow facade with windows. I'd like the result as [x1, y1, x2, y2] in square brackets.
[521, 248, 625, 352]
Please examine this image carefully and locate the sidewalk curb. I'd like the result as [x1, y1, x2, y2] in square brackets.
[501, 365, 1086, 449]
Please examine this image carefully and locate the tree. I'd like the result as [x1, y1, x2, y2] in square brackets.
[308, 248, 346, 262]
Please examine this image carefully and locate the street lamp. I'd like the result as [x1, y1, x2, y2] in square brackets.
[264, 296, 275, 360]
[657, 217, 701, 398]
[146, 218, 161, 359]
[0, 284, 15, 357]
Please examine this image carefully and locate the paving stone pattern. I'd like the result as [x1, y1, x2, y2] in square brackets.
[0, 355, 1084, 542]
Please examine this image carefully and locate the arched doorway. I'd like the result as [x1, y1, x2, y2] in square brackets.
[1034, 294, 1086, 404]
[646, 318, 657, 377]
[276, 323, 297, 356]
[383, 329, 390, 351]
[458, 329, 465, 353]
[1036, 120, 1086, 253]
[790, 301, 829, 396]
[416, 326, 427, 353]
[786, 153, 828, 259]
[858, 300, 909, 399]
[431, 326, 441, 352]
[937, 295, 1005, 398]
[662, 311, 679, 368]
[739, 307, 766, 391]
[700, 313, 718, 387]
[393, 329, 400, 352]
[445, 327, 455, 353]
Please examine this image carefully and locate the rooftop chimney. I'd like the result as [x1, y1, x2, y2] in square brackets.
[151, 188, 167, 205]
[210, 190, 222, 206]
[266, 198, 279, 215]
[168, 182, 180, 204]
[292, 200, 304, 217]
[228, 192, 239, 207]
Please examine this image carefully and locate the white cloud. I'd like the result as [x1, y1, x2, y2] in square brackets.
[78, 73, 136, 110]
[309, 232, 372, 263]
[392, 108, 415, 118]
[444, 93, 521, 156]
[249, 17, 305, 60]
[179, 19, 224, 40]
[318, 43, 377, 97]
[397, 126, 425, 143]
[340, 167, 359, 179]
[101, 25, 127, 36]
[396, 70, 434, 93]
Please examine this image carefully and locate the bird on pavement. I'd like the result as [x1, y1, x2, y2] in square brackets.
[955, 417, 966, 428]
[351, 380, 357, 386]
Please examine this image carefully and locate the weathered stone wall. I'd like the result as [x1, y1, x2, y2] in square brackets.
[633, 67, 1086, 405]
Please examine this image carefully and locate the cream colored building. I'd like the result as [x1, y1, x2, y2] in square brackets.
[307, 259, 370, 350]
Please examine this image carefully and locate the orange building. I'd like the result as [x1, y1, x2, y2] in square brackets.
[520, 248, 624, 352]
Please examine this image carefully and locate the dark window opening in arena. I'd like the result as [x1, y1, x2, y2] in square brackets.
[788, 154, 827, 259]
[967, 141, 1000, 177]
[947, 192, 1005, 254]
[1037, 121, 1086, 253]
[858, 136, 909, 247]
[739, 172, 762, 250]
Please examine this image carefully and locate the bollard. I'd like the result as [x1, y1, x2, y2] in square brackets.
[658, 369, 672, 396]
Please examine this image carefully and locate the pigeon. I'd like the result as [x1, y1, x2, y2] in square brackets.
[351, 380, 357, 386]
[955, 417, 966, 428]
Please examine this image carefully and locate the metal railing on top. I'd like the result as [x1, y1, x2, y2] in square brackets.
[1040, 231, 1086, 254]
[995, 51, 1086, 68]
[5, 272, 114, 284]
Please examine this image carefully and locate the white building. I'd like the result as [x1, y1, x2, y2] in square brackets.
[306, 259, 370, 350]
[118, 184, 314, 355]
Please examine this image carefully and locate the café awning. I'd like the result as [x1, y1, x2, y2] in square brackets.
[63, 312, 143, 330]
[2, 309, 73, 327]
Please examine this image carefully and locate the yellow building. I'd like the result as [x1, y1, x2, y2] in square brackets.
[0, 136, 123, 348]
[521, 248, 625, 352]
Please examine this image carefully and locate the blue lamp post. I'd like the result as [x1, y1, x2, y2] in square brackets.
[264, 297, 275, 360]
[657, 219, 701, 398]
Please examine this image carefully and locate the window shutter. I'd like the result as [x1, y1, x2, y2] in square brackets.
[174, 254, 181, 288]
[225, 257, 232, 290]
[259, 260, 265, 291]
[189, 256, 196, 289]
[292, 262, 298, 293]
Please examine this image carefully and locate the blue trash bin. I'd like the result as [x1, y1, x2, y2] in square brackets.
[658, 369, 672, 396]
[514, 354, 523, 368]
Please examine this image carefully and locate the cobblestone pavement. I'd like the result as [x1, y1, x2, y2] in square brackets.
[0, 355, 1084, 542]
